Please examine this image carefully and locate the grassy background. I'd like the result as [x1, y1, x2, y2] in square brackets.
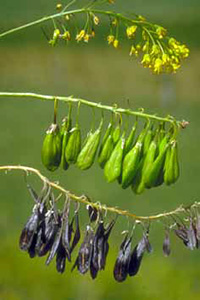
[1, 1, 200, 299]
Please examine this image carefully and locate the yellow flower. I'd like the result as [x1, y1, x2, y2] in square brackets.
[62, 31, 71, 41]
[56, 3, 62, 10]
[113, 39, 119, 48]
[141, 54, 151, 67]
[93, 15, 100, 25]
[142, 41, 149, 52]
[107, 35, 115, 45]
[151, 44, 160, 55]
[53, 29, 60, 39]
[162, 53, 170, 64]
[129, 45, 138, 57]
[112, 18, 118, 26]
[156, 26, 167, 39]
[179, 45, 190, 58]
[49, 29, 60, 46]
[76, 30, 85, 42]
[126, 26, 137, 39]
[153, 58, 163, 73]
[91, 30, 95, 38]
[84, 34, 90, 43]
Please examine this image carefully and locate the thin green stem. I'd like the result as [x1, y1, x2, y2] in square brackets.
[0, 8, 151, 39]
[0, 165, 198, 221]
[0, 91, 186, 126]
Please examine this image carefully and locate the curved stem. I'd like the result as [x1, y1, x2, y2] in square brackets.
[0, 91, 186, 126]
[0, 8, 151, 39]
[0, 165, 198, 221]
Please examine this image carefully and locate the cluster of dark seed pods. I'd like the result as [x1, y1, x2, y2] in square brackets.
[41, 102, 180, 194]
[19, 183, 117, 279]
[19, 183, 200, 281]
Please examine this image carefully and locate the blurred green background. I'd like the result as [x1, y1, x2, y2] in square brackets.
[1, 0, 200, 299]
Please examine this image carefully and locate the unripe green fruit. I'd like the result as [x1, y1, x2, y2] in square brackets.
[41, 123, 62, 171]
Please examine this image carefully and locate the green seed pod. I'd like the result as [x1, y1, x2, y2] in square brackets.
[121, 126, 147, 189]
[164, 140, 179, 185]
[144, 143, 169, 188]
[112, 124, 121, 145]
[157, 122, 166, 144]
[124, 122, 137, 156]
[143, 125, 154, 155]
[60, 117, 72, 170]
[133, 135, 158, 194]
[65, 126, 81, 164]
[131, 157, 146, 195]
[99, 121, 113, 153]
[41, 123, 62, 171]
[76, 120, 103, 170]
[104, 133, 125, 183]
[121, 141, 142, 189]
[98, 134, 114, 169]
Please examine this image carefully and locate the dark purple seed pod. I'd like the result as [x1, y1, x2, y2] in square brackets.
[56, 242, 67, 273]
[163, 230, 171, 257]
[195, 213, 200, 248]
[92, 222, 105, 270]
[174, 222, 188, 246]
[128, 237, 146, 277]
[87, 204, 98, 222]
[186, 218, 197, 250]
[143, 232, 153, 254]
[37, 211, 59, 257]
[72, 228, 94, 275]
[61, 202, 71, 259]
[46, 227, 62, 265]
[90, 249, 99, 280]
[113, 235, 132, 282]
[19, 205, 39, 251]
[28, 233, 38, 258]
[45, 214, 62, 265]
[70, 211, 81, 254]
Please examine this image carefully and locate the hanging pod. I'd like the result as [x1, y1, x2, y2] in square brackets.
[113, 234, 132, 282]
[60, 116, 72, 170]
[41, 123, 62, 171]
[65, 125, 81, 164]
[104, 132, 126, 183]
[143, 124, 154, 155]
[164, 139, 180, 185]
[112, 123, 121, 145]
[144, 141, 169, 189]
[124, 121, 138, 156]
[121, 124, 148, 189]
[98, 133, 114, 169]
[98, 121, 113, 154]
[76, 119, 103, 170]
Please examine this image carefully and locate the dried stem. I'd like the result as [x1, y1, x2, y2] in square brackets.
[0, 92, 187, 126]
[0, 165, 198, 221]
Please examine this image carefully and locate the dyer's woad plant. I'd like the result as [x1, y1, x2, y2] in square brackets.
[0, 0, 197, 282]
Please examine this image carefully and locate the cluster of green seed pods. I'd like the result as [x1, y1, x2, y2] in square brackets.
[99, 118, 180, 194]
[41, 103, 180, 194]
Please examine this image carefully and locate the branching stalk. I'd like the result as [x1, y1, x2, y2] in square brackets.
[0, 92, 187, 126]
[0, 165, 198, 222]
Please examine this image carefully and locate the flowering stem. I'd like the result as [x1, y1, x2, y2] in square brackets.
[0, 8, 150, 39]
[0, 165, 198, 222]
[0, 92, 186, 126]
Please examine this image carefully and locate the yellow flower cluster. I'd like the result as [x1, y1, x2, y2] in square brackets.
[126, 26, 137, 39]
[107, 35, 119, 48]
[76, 30, 92, 43]
[139, 39, 190, 74]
